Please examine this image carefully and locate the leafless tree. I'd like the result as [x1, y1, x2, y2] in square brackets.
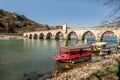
[99, 0, 120, 26]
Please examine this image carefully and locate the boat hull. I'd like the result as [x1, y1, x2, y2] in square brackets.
[54, 55, 70, 62]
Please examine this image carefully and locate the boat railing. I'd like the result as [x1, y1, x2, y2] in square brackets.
[100, 45, 120, 55]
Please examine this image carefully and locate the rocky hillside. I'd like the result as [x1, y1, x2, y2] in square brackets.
[0, 9, 63, 33]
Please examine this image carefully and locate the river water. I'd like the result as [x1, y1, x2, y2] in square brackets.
[0, 37, 117, 80]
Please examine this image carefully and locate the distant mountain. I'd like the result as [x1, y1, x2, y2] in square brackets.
[0, 9, 63, 33]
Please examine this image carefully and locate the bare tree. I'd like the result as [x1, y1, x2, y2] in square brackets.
[102, 0, 120, 16]
[99, 0, 120, 26]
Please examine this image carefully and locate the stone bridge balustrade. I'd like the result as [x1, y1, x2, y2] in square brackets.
[23, 25, 120, 42]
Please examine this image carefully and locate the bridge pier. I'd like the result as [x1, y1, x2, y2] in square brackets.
[117, 37, 120, 41]
[63, 34, 68, 40]
[78, 38, 82, 42]
[96, 37, 101, 42]
[117, 34, 120, 41]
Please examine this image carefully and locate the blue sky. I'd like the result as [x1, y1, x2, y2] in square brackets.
[0, 0, 112, 28]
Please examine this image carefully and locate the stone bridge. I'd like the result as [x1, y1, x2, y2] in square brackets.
[23, 24, 120, 42]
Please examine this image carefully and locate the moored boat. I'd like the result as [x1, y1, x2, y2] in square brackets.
[54, 45, 93, 63]
[91, 42, 108, 55]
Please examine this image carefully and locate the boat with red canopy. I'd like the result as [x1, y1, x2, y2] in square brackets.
[54, 45, 93, 63]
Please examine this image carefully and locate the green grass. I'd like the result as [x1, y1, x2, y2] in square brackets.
[88, 65, 119, 80]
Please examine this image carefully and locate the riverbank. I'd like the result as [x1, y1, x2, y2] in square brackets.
[0, 34, 26, 40]
[46, 53, 120, 80]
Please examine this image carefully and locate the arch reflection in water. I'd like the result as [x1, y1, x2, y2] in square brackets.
[101, 31, 117, 46]
[55, 31, 64, 40]
[82, 31, 96, 44]
[67, 31, 78, 45]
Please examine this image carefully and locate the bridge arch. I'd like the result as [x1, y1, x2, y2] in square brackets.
[67, 31, 78, 40]
[29, 34, 32, 39]
[46, 32, 52, 39]
[82, 31, 96, 43]
[55, 31, 64, 40]
[33, 34, 38, 39]
[23, 27, 120, 42]
[39, 33, 44, 39]
[100, 30, 117, 42]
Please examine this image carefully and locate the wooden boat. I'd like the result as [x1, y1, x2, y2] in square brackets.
[54, 45, 92, 63]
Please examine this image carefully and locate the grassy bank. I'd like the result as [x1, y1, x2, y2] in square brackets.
[88, 65, 119, 80]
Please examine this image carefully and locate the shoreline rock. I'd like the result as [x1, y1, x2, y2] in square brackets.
[46, 53, 120, 80]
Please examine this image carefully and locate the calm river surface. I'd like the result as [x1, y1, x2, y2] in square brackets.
[0, 39, 74, 80]
[0, 38, 117, 80]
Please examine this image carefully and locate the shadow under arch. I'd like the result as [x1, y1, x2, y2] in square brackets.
[46, 32, 52, 39]
[55, 31, 64, 40]
[33, 34, 38, 39]
[39, 33, 44, 39]
[29, 34, 32, 39]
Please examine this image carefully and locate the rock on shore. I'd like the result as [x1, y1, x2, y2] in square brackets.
[46, 53, 120, 80]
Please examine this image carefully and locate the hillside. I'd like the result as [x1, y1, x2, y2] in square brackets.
[0, 9, 63, 33]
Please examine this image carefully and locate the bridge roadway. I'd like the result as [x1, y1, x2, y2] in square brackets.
[23, 26, 120, 42]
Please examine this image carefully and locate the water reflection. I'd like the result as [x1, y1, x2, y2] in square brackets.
[0, 38, 117, 80]
[102, 36, 117, 46]
[54, 62, 73, 72]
